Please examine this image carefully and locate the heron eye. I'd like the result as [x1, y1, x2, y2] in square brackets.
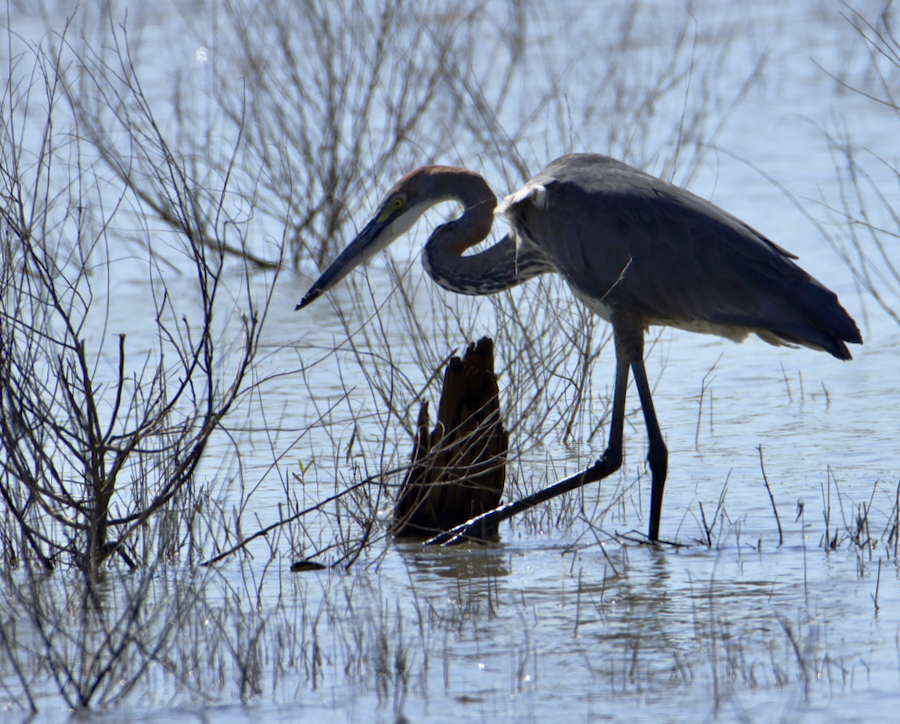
[392, 198, 404, 210]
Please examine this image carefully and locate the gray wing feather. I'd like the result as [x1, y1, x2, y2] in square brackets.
[515, 155, 861, 358]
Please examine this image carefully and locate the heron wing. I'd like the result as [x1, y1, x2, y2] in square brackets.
[513, 154, 860, 357]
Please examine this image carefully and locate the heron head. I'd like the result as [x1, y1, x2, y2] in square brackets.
[296, 169, 442, 310]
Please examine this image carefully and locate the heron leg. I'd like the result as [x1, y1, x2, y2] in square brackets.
[426, 318, 666, 547]
[425, 321, 633, 546]
[631, 356, 668, 541]
[582, 328, 630, 482]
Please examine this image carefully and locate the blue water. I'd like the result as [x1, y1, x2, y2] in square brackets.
[3, 0, 899, 722]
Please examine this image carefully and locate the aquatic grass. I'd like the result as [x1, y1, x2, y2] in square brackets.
[1, 482, 896, 716]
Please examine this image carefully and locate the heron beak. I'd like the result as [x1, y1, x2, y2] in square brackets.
[295, 202, 426, 310]
[295, 214, 395, 310]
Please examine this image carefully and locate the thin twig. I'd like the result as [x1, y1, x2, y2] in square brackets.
[758, 445, 783, 546]
[872, 557, 882, 612]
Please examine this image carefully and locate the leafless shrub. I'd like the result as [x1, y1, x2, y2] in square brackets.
[60, 0, 530, 272]
[0, 9, 294, 711]
[1, 18, 272, 579]
[814, 2, 900, 327]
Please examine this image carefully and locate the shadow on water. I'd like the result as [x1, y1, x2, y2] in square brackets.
[394, 539, 512, 581]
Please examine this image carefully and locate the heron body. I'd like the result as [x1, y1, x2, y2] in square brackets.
[298, 153, 862, 541]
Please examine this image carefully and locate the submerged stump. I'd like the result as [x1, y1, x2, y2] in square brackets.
[393, 337, 508, 540]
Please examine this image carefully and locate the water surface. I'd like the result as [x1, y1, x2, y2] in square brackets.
[3, 1, 899, 722]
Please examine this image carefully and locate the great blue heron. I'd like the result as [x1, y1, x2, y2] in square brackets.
[297, 153, 862, 542]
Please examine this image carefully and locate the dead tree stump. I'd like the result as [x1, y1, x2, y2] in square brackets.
[393, 337, 508, 540]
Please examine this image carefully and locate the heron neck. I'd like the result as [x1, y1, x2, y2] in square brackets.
[419, 167, 554, 295]
[423, 232, 555, 296]
[423, 166, 497, 250]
